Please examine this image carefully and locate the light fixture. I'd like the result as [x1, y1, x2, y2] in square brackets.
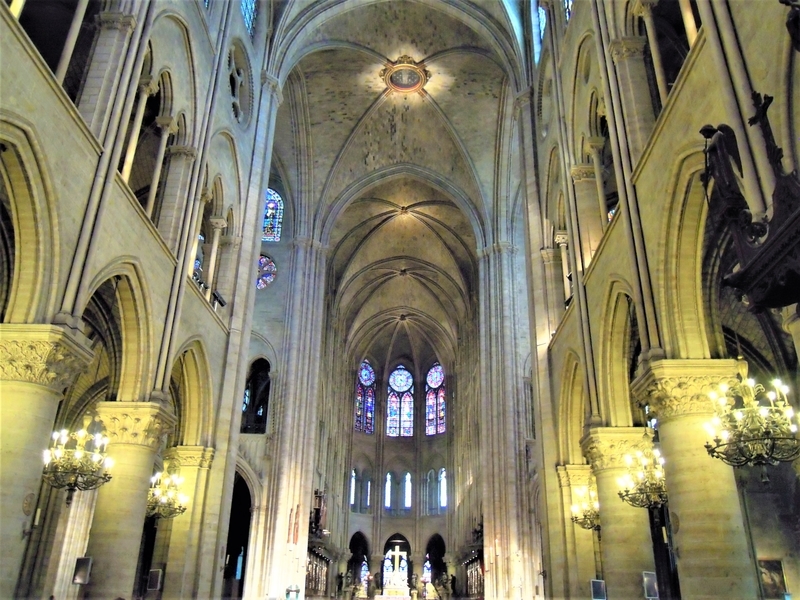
[617, 434, 668, 509]
[705, 377, 800, 467]
[147, 468, 188, 519]
[570, 486, 601, 532]
[42, 428, 113, 505]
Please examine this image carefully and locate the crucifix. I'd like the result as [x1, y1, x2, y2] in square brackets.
[387, 544, 407, 572]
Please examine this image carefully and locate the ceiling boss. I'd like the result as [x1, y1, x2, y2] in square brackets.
[381, 55, 430, 94]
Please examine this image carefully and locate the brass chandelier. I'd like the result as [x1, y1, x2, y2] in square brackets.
[42, 429, 113, 505]
[705, 377, 800, 467]
[147, 469, 188, 519]
[617, 436, 668, 509]
[570, 486, 601, 532]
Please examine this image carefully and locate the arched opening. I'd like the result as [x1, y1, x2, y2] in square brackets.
[222, 473, 252, 600]
[241, 358, 271, 434]
[382, 533, 412, 591]
[347, 531, 371, 584]
[425, 534, 447, 590]
[0, 174, 14, 321]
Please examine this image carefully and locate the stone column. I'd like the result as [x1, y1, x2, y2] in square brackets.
[678, 0, 698, 46]
[633, 0, 669, 106]
[157, 145, 197, 251]
[556, 465, 598, 598]
[160, 446, 215, 600]
[121, 77, 159, 182]
[84, 401, 176, 600]
[144, 116, 178, 219]
[79, 11, 138, 138]
[54, 0, 90, 84]
[9, 0, 26, 18]
[212, 235, 241, 305]
[540, 247, 565, 324]
[632, 359, 760, 598]
[587, 138, 610, 230]
[608, 37, 656, 163]
[0, 325, 93, 600]
[570, 164, 604, 265]
[554, 231, 571, 302]
[581, 427, 656, 599]
[204, 216, 228, 300]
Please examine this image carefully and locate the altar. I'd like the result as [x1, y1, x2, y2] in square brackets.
[377, 544, 413, 600]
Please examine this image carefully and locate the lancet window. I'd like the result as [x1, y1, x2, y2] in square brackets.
[387, 365, 413, 437]
[241, 0, 258, 35]
[354, 360, 376, 434]
[425, 363, 446, 435]
[262, 188, 283, 242]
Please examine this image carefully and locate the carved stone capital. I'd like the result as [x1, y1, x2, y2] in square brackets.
[631, 0, 658, 18]
[570, 164, 596, 182]
[167, 145, 197, 160]
[261, 71, 283, 105]
[587, 137, 606, 154]
[556, 464, 593, 488]
[631, 359, 745, 421]
[96, 401, 176, 450]
[554, 231, 569, 246]
[209, 216, 228, 230]
[0, 325, 93, 391]
[609, 37, 647, 63]
[581, 427, 653, 473]
[478, 241, 516, 259]
[96, 12, 137, 32]
[155, 115, 179, 135]
[164, 445, 215, 469]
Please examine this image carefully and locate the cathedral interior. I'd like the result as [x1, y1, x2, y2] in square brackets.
[1, 0, 800, 599]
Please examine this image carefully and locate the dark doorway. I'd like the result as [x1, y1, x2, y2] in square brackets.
[222, 473, 252, 599]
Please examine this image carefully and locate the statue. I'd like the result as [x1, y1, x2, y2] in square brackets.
[411, 573, 419, 590]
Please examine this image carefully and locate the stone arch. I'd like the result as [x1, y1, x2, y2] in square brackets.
[660, 147, 712, 359]
[0, 116, 58, 323]
[558, 351, 588, 464]
[235, 457, 263, 509]
[169, 338, 213, 447]
[597, 279, 640, 426]
[79, 259, 153, 403]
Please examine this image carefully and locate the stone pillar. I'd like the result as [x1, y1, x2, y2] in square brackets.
[632, 359, 760, 598]
[79, 11, 138, 138]
[160, 445, 214, 600]
[0, 325, 93, 600]
[634, 0, 669, 106]
[204, 216, 228, 300]
[608, 37, 656, 163]
[84, 401, 176, 600]
[678, 0, 698, 46]
[157, 145, 197, 251]
[587, 138, 610, 230]
[9, 0, 26, 18]
[121, 77, 159, 182]
[540, 247, 565, 323]
[213, 235, 241, 305]
[556, 465, 598, 598]
[54, 0, 90, 84]
[581, 427, 656, 599]
[554, 231, 571, 302]
[144, 116, 178, 219]
[570, 164, 603, 265]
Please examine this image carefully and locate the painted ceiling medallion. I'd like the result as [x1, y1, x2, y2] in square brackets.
[381, 55, 430, 93]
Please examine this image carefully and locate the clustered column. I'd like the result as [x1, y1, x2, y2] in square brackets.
[581, 427, 655, 598]
[556, 465, 598, 597]
[633, 359, 759, 598]
[570, 164, 604, 264]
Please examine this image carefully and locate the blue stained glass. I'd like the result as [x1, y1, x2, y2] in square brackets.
[262, 189, 283, 242]
[242, 388, 250, 412]
[564, 0, 573, 21]
[426, 363, 444, 388]
[422, 560, 432, 583]
[538, 6, 547, 40]
[241, 0, 258, 35]
[360, 561, 369, 584]
[437, 387, 446, 434]
[608, 206, 617, 222]
[401, 391, 413, 437]
[426, 389, 437, 435]
[389, 365, 413, 392]
[365, 387, 375, 434]
[256, 255, 276, 289]
[387, 391, 400, 437]
[354, 386, 364, 430]
[359, 360, 376, 386]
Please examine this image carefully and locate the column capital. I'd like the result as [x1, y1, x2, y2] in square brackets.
[556, 464, 593, 488]
[631, 0, 658, 17]
[631, 358, 745, 421]
[96, 11, 137, 32]
[167, 145, 197, 160]
[570, 163, 595, 182]
[96, 401, 176, 450]
[0, 324, 93, 391]
[608, 37, 647, 63]
[164, 445, 214, 469]
[261, 71, 283, 105]
[586, 137, 606, 153]
[209, 216, 228, 230]
[478, 241, 516, 258]
[138, 76, 159, 97]
[155, 115, 179, 134]
[580, 426, 652, 472]
[554, 231, 569, 246]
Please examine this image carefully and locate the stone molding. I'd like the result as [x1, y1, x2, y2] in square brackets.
[96, 12, 137, 32]
[0, 325, 93, 391]
[570, 164, 596, 182]
[478, 241, 516, 259]
[96, 401, 176, 450]
[580, 426, 653, 472]
[609, 37, 647, 63]
[164, 445, 214, 469]
[631, 359, 745, 421]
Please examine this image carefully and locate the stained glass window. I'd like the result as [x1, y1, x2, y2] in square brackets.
[256, 255, 277, 289]
[425, 363, 445, 435]
[350, 469, 356, 506]
[262, 188, 283, 242]
[538, 6, 547, 40]
[422, 559, 432, 583]
[355, 360, 376, 434]
[384, 473, 392, 508]
[241, 0, 257, 35]
[242, 388, 250, 412]
[360, 561, 369, 584]
[564, 0, 573, 21]
[404, 473, 412, 508]
[366, 479, 372, 506]
[439, 468, 447, 508]
[387, 364, 413, 437]
[608, 205, 618, 222]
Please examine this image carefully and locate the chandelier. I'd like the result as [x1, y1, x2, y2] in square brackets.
[617, 436, 668, 509]
[570, 487, 601, 532]
[42, 428, 113, 505]
[146, 469, 188, 519]
[705, 377, 800, 467]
